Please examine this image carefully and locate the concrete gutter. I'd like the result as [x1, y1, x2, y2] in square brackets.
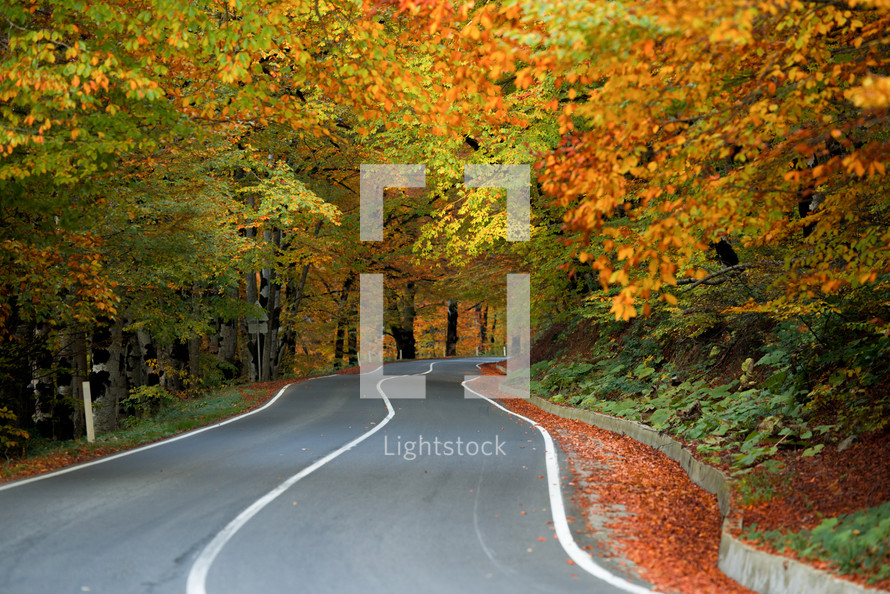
[527, 395, 886, 594]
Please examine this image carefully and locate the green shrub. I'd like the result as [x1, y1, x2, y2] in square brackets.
[122, 385, 176, 418]
[0, 406, 29, 457]
[744, 502, 890, 584]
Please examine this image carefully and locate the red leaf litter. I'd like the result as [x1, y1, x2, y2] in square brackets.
[729, 429, 890, 591]
[509, 398, 751, 593]
[478, 362, 750, 593]
[478, 363, 890, 592]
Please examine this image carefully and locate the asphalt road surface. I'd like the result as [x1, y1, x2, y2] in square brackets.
[0, 359, 654, 594]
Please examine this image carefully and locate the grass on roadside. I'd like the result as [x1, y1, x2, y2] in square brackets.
[0, 381, 289, 484]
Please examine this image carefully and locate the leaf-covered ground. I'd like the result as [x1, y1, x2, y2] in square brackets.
[505, 397, 751, 593]
[475, 363, 750, 592]
[730, 429, 890, 590]
[480, 362, 890, 592]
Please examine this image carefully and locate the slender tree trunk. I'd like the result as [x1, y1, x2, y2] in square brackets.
[333, 326, 345, 365]
[27, 325, 55, 441]
[387, 282, 417, 359]
[245, 268, 259, 381]
[135, 329, 161, 386]
[167, 339, 190, 392]
[277, 219, 322, 371]
[216, 288, 239, 380]
[346, 300, 358, 366]
[476, 304, 488, 355]
[268, 277, 280, 379]
[259, 229, 274, 382]
[71, 330, 88, 438]
[188, 336, 201, 386]
[88, 323, 112, 431]
[445, 299, 459, 356]
[266, 228, 283, 379]
[259, 269, 271, 383]
[123, 329, 145, 403]
[243, 193, 261, 382]
[279, 251, 313, 369]
[54, 330, 76, 440]
[333, 273, 356, 368]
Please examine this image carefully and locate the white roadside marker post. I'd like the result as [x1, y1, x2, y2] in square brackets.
[82, 381, 95, 443]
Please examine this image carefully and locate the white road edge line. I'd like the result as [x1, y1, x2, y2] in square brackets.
[0, 370, 378, 492]
[185, 374, 398, 594]
[463, 372, 657, 594]
[0, 383, 298, 492]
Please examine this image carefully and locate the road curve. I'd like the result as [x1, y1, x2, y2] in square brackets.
[0, 359, 653, 594]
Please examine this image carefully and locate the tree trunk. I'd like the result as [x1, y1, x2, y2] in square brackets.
[167, 339, 190, 392]
[333, 273, 356, 368]
[346, 303, 358, 366]
[71, 330, 88, 439]
[445, 299, 459, 356]
[333, 325, 345, 366]
[135, 329, 161, 386]
[188, 336, 201, 386]
[388, 282, 417, 359]
[277, 219, 322, 372]
[52, 330, 76, 440]
[244, 193, 260, 382]
[267, 277, 280, 380]
[279, 252, 313, 372]
[123, 330, 138, 390]
[259, 229, 275, 382]
[90, 319, 126, 434]
[216, 288, 239, 381]
[476, 304, 488, 355]
[245, 267, 259, 382]
[266, 228, 283, 379]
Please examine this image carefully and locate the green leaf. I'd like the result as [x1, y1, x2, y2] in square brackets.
[802, 444, 824, 457]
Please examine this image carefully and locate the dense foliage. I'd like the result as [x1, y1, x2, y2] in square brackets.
[1, 0, 887, 494]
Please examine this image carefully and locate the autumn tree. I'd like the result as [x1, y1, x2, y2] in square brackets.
[0, 0, 427, 436]
[353, 0, 889, 320]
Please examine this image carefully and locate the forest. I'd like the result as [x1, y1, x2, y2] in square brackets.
[1, 0, 889, 582]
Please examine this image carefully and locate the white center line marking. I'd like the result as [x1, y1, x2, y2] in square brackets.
[186, 375, 398, 594]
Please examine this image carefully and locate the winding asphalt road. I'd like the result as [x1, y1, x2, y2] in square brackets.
[0, 359, 653, 594]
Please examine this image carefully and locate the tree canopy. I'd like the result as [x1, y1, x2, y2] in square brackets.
[1, 0, 888, 445]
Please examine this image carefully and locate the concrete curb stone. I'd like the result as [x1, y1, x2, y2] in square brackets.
[526, 394, 886, 594]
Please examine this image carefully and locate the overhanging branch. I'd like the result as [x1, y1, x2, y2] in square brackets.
[677, 263, 752, 293]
